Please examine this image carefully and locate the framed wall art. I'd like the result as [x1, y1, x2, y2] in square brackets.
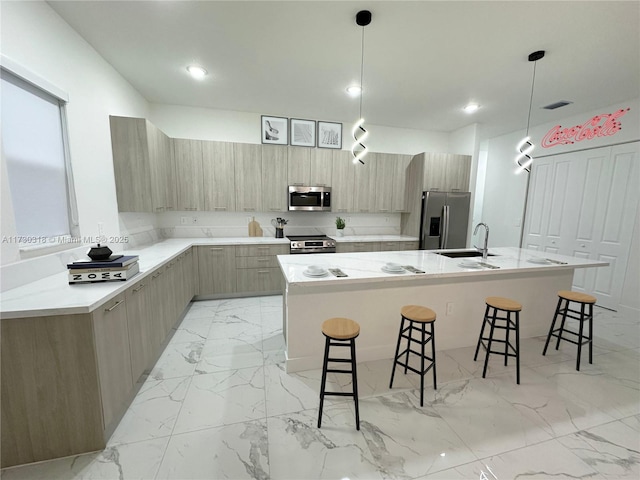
[290, 118, 316, 147]
[261, 115, 288, 145]
[317, 121, 342, 149]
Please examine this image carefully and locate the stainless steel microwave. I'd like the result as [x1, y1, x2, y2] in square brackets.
[288, 186, 332, 211]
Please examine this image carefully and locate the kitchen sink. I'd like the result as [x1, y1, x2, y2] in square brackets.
[436, 250, 496, 258]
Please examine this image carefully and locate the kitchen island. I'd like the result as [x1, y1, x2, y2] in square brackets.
[277, 247, 608, 372]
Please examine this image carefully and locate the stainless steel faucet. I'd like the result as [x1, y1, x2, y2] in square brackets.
[474, 223, 490, 260]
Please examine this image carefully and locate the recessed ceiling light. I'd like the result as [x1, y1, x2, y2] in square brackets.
[463, 103, 480, 113]
[346, 85, 362, 96]
[186, 65, 208, 79]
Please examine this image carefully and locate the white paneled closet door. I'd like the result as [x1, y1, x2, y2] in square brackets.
[523, 142, 639, 310]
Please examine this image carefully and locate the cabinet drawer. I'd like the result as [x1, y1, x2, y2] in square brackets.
[236, 256, 278, 268]
[400, 241, 419, 250]
[380, 242, 399, 251]
[236, 267, 283, 293]
[235, 244, 289, 257]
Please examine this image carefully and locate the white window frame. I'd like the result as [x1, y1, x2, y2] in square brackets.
[1, 55, 80, 257]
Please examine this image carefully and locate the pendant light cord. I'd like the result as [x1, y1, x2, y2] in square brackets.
[525, 60, 538, 136]
[359, 25, 365, 120]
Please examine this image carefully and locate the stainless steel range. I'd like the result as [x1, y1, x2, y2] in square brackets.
[287, 235, 336, 254]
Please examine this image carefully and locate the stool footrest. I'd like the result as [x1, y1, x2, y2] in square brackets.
[548, 329, 591, 346]
[393, 361, 434, 376]
[326, 368, 353, 374]
[326, 357, 352, 363]
[321, 391, 354, 397]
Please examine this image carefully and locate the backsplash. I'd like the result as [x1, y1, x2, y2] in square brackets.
[158, 211, 401, 239]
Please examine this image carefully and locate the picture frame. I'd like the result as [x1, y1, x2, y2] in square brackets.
[290, 118, 316, 147]
[261, 115, 288, 145]
[317, 121, 342, 149]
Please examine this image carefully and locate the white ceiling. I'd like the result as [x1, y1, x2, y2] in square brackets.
[49, 0, 640, 140]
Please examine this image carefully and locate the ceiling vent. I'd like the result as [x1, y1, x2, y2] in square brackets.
[543, 100, 573, 110]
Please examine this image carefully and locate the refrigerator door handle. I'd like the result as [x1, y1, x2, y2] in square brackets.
[442, 205, 450, 248]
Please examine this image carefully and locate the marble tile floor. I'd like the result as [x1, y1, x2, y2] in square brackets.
[2, 296, 638, 480]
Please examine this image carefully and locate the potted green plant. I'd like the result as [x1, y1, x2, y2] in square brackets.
[335, 216, 346, 237]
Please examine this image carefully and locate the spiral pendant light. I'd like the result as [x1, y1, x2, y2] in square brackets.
[515, 50, 545, 174]
[351, 10, 371, 165]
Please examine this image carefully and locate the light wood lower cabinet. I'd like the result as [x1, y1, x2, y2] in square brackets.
[0, 248, 198, 468]
[197, 245, 237, 295]
[92, 294, 134, 430]
[1, 314, 104, 468]
[125, 278, 154, 384]
[235, 244, 288, 294]
[337, 240, 418, 253]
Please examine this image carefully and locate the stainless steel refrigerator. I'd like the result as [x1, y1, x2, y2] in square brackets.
[419, 191, 471, 250]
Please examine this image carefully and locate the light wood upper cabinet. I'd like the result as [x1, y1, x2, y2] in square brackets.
[392, 154, 412, 212]
[423, 152, 449, 191]
[374, 153, 395, 213]
[353, 152, 378, 213]
[262, 145, 288, 212]
[146, 122, 176, 212]
[109, 116, 153, 212]
[423, 152, 471, 192]
[173, 139, 204, 210]
[235, 143, 263, 212]
[445, 154, 471, 192]
[331, 150, 356, 212]
[287, 146, 311, 186]
[202, 141, 236, 212]
[287, 147, 332, 187]
[310, 149, 333, 186]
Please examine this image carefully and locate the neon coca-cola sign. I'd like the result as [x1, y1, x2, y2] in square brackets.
[541, 108, 629, 148]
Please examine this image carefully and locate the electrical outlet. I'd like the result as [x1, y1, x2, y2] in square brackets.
[181, 216, 188, 225]
[446, 302, 454, 316]
[385, 216, 389, 223]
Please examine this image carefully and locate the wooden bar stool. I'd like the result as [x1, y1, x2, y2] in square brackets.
[317, 317, 360, 430]
[474, 296, 522, 384]
[543, 290, 596, 371]
[389, 305, 437, 407]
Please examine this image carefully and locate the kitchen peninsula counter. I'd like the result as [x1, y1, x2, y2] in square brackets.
[277, 247, 608, 372]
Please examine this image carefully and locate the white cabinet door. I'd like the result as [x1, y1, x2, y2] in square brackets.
[523, 142, 639, 309]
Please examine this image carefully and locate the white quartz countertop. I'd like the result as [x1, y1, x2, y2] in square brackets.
[0, 237, 289, 319]
[332, 235, 418, 243]
[277, 247, 609, 286]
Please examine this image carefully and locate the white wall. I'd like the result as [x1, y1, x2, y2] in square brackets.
[480, 98, 640, 311]
[0, 1, 150, 274]
[481, 98, 640, 248]
[149, 103, 452, 155]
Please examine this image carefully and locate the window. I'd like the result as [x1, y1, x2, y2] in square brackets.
[1, 67, 78, 248]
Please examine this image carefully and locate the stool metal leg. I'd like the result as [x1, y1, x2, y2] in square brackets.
[555, 299, 569, 350]
[504, 311, 510, 366]
[543, 297, 563, 356]
[350, 338, 360, 430]
[588, 303, 593, 365]
[515, 311, 520, 385]
[482, 307, 497, 378]
[317, 336, 331, 428]
[474, 305, 491, 361]
[576, 302, 586, 371]
[431, 323, 437, 390]
[389, 317, 406, 388]
[420, 321, 426, 407]
[403, 320, 412, 375]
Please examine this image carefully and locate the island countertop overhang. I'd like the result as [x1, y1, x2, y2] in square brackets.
[277, 247, 609, 287]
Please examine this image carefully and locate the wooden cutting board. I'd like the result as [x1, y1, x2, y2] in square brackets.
[248, 217, 263, 237]
[248, 217, 258, 236]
